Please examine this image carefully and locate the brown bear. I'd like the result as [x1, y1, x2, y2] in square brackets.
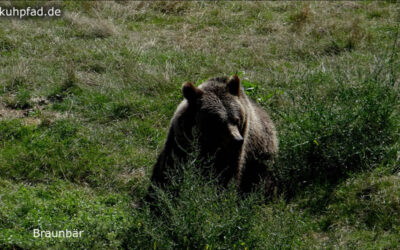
[147, 75, 278, 200]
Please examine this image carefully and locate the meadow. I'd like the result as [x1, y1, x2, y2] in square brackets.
[0, 1, 399, 249]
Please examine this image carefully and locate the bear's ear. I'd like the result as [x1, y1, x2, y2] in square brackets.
[182, 82, 203, 102]
[227, 75, 241, 96]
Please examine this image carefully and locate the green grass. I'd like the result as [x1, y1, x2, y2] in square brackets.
[0, 1, 400, 249]
[0, 179, 133, 249]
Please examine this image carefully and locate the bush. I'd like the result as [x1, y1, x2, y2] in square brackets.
[275, 57, 400, 197]
[125, 153, 313, 249]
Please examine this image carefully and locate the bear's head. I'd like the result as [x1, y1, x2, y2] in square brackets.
[181, 75, 247, 156]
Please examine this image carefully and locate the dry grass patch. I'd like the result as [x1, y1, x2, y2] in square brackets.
[0, 105, 26, 119]
[64, 12, 117, 39]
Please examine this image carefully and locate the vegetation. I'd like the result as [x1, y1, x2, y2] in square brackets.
[0, 1, 399, 249]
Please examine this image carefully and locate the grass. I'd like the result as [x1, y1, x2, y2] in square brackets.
[0, 1, 399, 249]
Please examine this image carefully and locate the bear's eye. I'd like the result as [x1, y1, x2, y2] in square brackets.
[230, 117, 240, 126]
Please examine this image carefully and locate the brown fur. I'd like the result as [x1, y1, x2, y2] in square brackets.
[147, 75, 278, 199]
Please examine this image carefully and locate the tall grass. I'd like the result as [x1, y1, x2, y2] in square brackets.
[275, 60, 400, 197]
[126, 153, 313, 249]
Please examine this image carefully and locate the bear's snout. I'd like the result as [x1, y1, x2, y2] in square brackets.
[228, 124, 243, 144]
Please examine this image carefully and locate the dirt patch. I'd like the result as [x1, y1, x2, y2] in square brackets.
[1, 96, 65, 125]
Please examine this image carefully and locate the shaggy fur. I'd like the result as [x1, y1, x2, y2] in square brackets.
[147, 75, 278, 198]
